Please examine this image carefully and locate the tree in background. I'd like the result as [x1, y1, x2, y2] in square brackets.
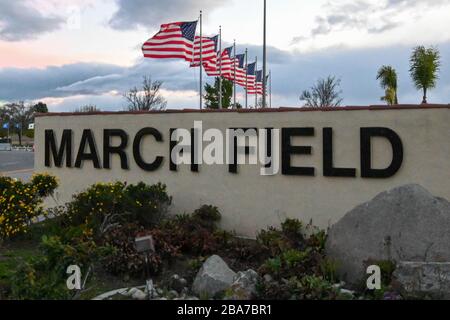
[300, 76, 343, 108]
[124, 76, 167, 111]
[409, 46, 441, 104]
[376, 66, 398, 105]
[4, 102, 34, 146]
[0, 105, 8, 123]
[74, 105, 100, 113]
[0, 105, 9, 137]
[204, 77, 233, 109]
[32, 102, 48, 114]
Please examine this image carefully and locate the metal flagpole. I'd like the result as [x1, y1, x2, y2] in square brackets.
[233, 41, 237, 109]
[199, 11, 203, 110]
[262, 0, 267, 108]
[269, 70, 272, 108]
[245, 48, 248, 109]
[218, 26, 223, 109]
[255, 56, 258, 108]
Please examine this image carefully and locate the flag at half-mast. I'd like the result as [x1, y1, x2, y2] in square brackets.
[245, 62, 257, 93]
[232, 54, 247, 87]
[191, 35, 219, 67]
[248, 70, 269, 95]
[142, 21, 198, 62]
[219, 47, 234, 78]
[203, 53, 220, 76]
[204, 46, 233, 78]
[248, 70, 264, 95]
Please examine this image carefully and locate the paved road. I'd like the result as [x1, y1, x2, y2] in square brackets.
[0, 150, 34, 180]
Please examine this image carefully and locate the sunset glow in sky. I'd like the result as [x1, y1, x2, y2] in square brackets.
[1, 0, 449, 111]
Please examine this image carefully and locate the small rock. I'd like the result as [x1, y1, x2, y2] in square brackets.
[263, 274, 273, 282]
[123, 288, 136, 297]
[227, 269, 261, 300]
[332, 281, 346, 289]
[168, 290, 179, 299]
[339, 289, 355, 297]
[192, 255, 236, 298]
[169, 274, 188, 293]
[145, 279, 157, 298]
[181, 287, 189, 295]
[131, 288, 147, 300]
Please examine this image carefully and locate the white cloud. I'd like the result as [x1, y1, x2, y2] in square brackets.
[0, 0, 64, 41]
[109, 0, 228, 30]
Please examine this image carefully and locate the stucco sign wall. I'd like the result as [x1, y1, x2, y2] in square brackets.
[35, 106, 450, 237]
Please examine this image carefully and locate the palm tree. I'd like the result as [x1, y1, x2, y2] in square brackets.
[376, 65, 398, 105]
[409, 46, 441, 104]
[380, 87, 396, 105]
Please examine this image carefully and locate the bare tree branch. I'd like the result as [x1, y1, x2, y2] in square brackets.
[123, 76, 167, 111]
[300, 76, 343, 108]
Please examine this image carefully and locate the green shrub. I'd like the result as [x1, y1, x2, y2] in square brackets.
[7, 233, 101, 300]
[192, 205, 221, 229]
[66, 181, 126, 231]
[9, 256, 70, 300]
[30, 173, 59, 198]
[66, 181, 172, 234]
[318, 258, 340, 283]
[0, 173, 58, 240]
[158, 206, 228, 255]
[281, 218, 304, 241]
[256, 275, 340, 300]
[256, 218, 327, 257]
[123, 182, 172, 228]
[256, 219, 334, 291]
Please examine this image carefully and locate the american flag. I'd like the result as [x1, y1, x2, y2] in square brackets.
[232, 54, 247, 86]
[248, 70, 268, 95]
[203, 53, 220, 76]
[220, 47, 234, 78]
[245, 62, 257, 93]
[204, 46, 233, 78]
[191, 35, 219, 67]
[142, 21, 198, 62]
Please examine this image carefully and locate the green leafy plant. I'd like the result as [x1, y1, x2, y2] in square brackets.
[30, 173, 59, 198]
[256, 275, 340, 300]
[377, 65, 399, 105]
[9, 256, 70, 300]
[123, 182, 172, 228]
[66, 181, 172, 235]
[158, 206, 227, 255]
[409, 46, 441, 104]
[318, 258, 340, 283]
[0, 173, 58, 240]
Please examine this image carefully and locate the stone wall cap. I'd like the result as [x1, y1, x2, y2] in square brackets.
[35, 104, 450, 117]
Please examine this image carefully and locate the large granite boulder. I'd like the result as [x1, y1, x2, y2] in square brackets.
[192, 255, 236, 298]
[326, 184, 450, 284]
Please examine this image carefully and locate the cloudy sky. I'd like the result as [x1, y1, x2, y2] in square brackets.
[0, 0, 449, 111]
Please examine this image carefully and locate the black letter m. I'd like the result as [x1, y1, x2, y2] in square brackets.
[45, 129, 72, 167]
